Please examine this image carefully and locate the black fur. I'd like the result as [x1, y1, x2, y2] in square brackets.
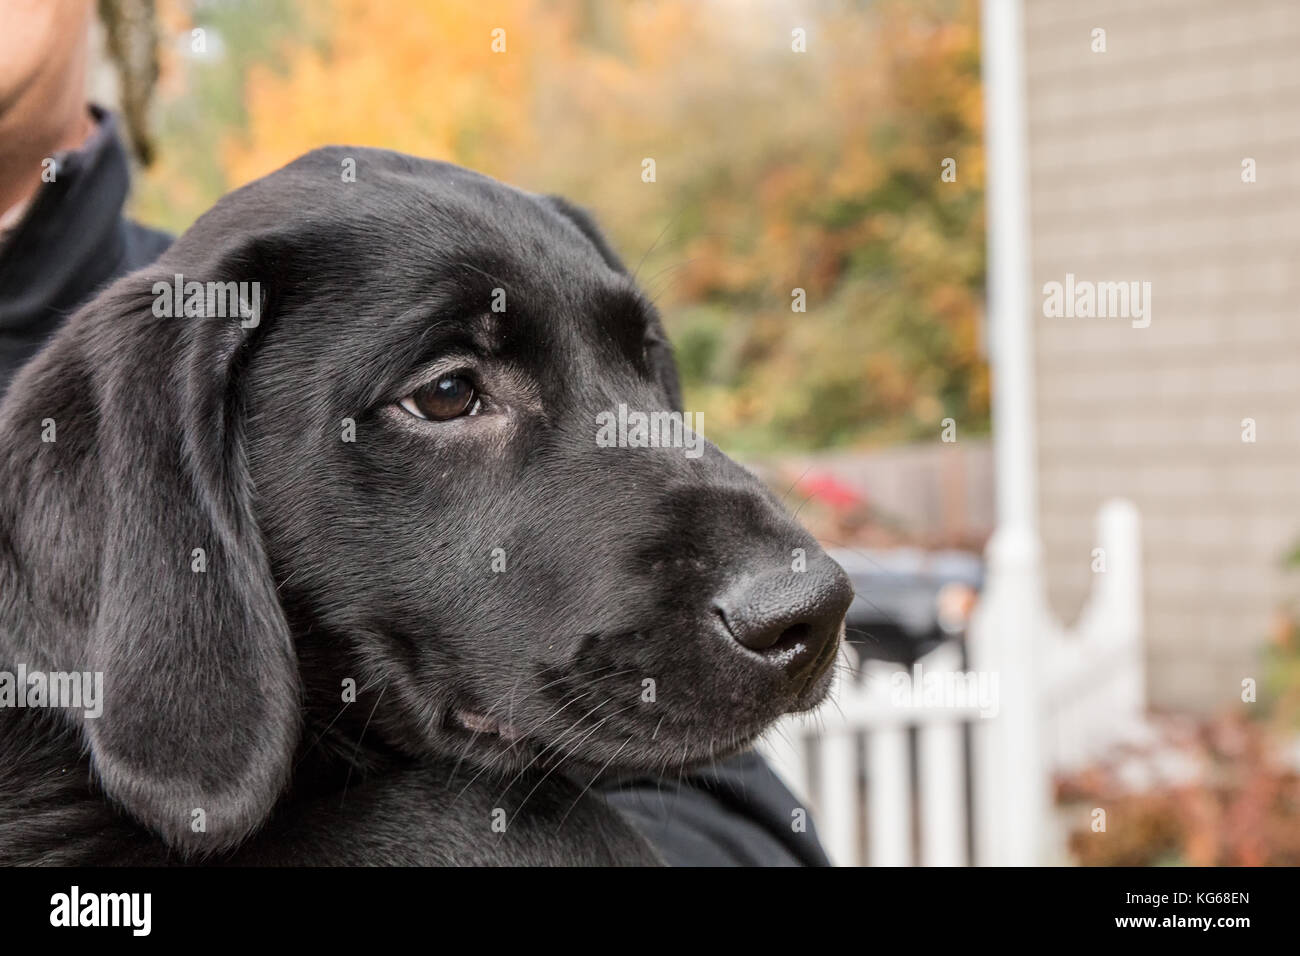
[0, 147, 851, 865]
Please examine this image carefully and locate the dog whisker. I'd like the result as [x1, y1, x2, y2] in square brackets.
[492, 694, 613, 807]
[556, 734, 635, 831]
[339, 682, 387, 809]
[504, 700, 641, 832]
[297, 674, 388, 769]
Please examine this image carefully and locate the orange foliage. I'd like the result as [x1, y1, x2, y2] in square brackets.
[223, 0, 555, 186]
[142, 0, 989, 453]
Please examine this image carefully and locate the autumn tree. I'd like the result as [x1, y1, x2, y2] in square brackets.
[136, 0, 986, 453]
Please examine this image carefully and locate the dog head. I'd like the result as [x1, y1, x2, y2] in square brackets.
[6, 147, 852, 855]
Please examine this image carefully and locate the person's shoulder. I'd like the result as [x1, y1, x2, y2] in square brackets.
[120, 218, 173, 272]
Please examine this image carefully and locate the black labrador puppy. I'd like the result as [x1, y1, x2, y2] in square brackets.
[0, 147, 852, 865]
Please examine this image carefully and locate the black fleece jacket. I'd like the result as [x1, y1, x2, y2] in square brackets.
[0, 107, 169, 395]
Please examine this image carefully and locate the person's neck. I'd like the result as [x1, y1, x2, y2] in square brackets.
[0, 84, 94, 220]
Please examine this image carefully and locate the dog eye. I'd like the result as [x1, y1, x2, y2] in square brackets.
[398, 375, 481, 421]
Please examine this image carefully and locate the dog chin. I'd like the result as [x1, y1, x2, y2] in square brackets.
[429, 630, 842, 777]
[430, 698, 816, 781]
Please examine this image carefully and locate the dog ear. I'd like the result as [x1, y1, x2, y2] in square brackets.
[81, 237, 300, 858]
[544, 196, 685, 412]
[544, 195, 630, 275]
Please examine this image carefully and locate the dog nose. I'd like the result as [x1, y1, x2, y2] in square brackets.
[713, 566, 853, 677]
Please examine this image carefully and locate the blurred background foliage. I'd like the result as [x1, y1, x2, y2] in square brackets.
[132, 0, 987, 455]
[1056, 544, 1300, 867]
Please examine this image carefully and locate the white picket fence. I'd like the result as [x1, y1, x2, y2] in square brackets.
[760, 643, 978, 866]
[760, 499, 1145, 866]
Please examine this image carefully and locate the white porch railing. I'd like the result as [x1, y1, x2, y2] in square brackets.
[760, 642, 978, 866]
[759, 498, 1144, 866]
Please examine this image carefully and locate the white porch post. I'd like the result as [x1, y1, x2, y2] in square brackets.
[969, 0, 1052, 866]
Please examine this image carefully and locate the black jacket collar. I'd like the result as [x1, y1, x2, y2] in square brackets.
[0, 106, 171, 394]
